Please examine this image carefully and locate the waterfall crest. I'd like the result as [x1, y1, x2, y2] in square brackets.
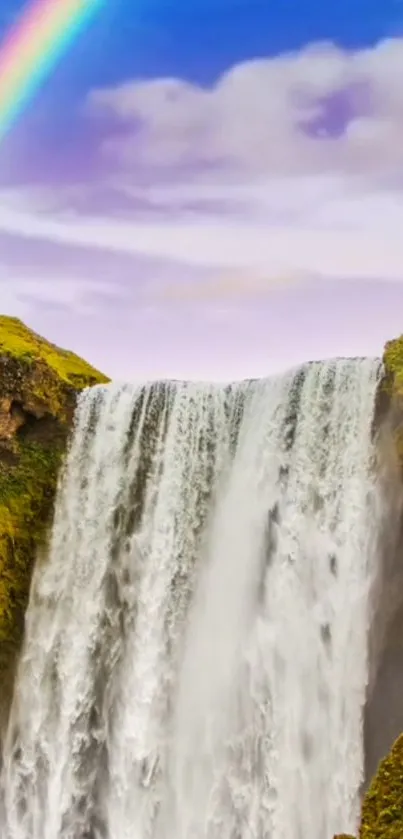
[0, 360, 383, 839]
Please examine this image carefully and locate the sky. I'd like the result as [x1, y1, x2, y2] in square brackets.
[1, 0, 403, 380]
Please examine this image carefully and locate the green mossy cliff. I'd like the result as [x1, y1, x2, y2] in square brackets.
[383, 335, 403, 394]
[360, 735, 403, 839]
[375, 335, 403, 463]
[333, 732, 403, 839]
[0, 316, 108, 710]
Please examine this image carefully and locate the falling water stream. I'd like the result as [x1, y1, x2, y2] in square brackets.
[0, 359, 383, 839]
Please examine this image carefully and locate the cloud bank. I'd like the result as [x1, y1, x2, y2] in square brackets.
[88, 38, 403, 181]
[1, 37, 403, 377]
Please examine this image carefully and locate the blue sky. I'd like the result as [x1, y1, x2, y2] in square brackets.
[68, 0, 401, 81]
[0, 0, 403, 380]
[2, 0, 402, 108]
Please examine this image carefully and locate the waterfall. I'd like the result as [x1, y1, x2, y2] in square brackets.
[0, 359, 383, 839]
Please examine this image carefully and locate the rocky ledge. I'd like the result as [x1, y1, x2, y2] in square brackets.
[0, 316, 108, 726]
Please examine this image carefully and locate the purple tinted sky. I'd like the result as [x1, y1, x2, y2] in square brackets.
[1, 2, 403, 380]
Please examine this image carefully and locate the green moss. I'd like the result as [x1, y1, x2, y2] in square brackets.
[0, 315, 108, 389]
[360, 735, 403, 839]
[375, 336, 403, 462]
[0, 316, 109, 691]
[384, 336, 403, 389]
[0, 316, 109, 421]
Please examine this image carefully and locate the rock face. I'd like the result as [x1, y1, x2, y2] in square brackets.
[358, 335, 403, 839]
[374, 335, 403, 447]
[0, 316, 108, 726]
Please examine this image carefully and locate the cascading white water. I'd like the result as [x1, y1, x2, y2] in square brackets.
[0, 359, 383, 839]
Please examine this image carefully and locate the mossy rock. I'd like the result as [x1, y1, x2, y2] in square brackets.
[0, 316, 108, 716]
[374, 337, 400, 422]
[383, 337, 403, 394]
[373, 335, 403, 467]
[360, 734, 403, 838]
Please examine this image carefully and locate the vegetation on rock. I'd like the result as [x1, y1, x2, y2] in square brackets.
[0, 316, 108, 716]
[383, 336, 403, 394]
[375, 335, 403, 459]
[359, 734, 403, 839]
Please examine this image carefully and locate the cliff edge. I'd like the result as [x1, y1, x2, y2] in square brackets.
[0, 316, 108, 721]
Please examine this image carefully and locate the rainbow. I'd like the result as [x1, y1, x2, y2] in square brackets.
[0, 0, 104, 141]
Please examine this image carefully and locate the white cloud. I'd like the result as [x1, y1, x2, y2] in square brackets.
[87, 38, 403, 178]
[2, 36, 403, 315]
[1, 185, 403, 283]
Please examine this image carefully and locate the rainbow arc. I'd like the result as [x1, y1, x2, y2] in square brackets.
[0, 0, 103, 141]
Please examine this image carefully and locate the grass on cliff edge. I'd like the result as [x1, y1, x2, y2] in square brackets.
[0, 315, 109, 390]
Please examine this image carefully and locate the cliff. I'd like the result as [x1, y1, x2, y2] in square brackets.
[375, 335, 403, 460]
[354, 335, 403, 838]
[0, 316, 108, 722]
